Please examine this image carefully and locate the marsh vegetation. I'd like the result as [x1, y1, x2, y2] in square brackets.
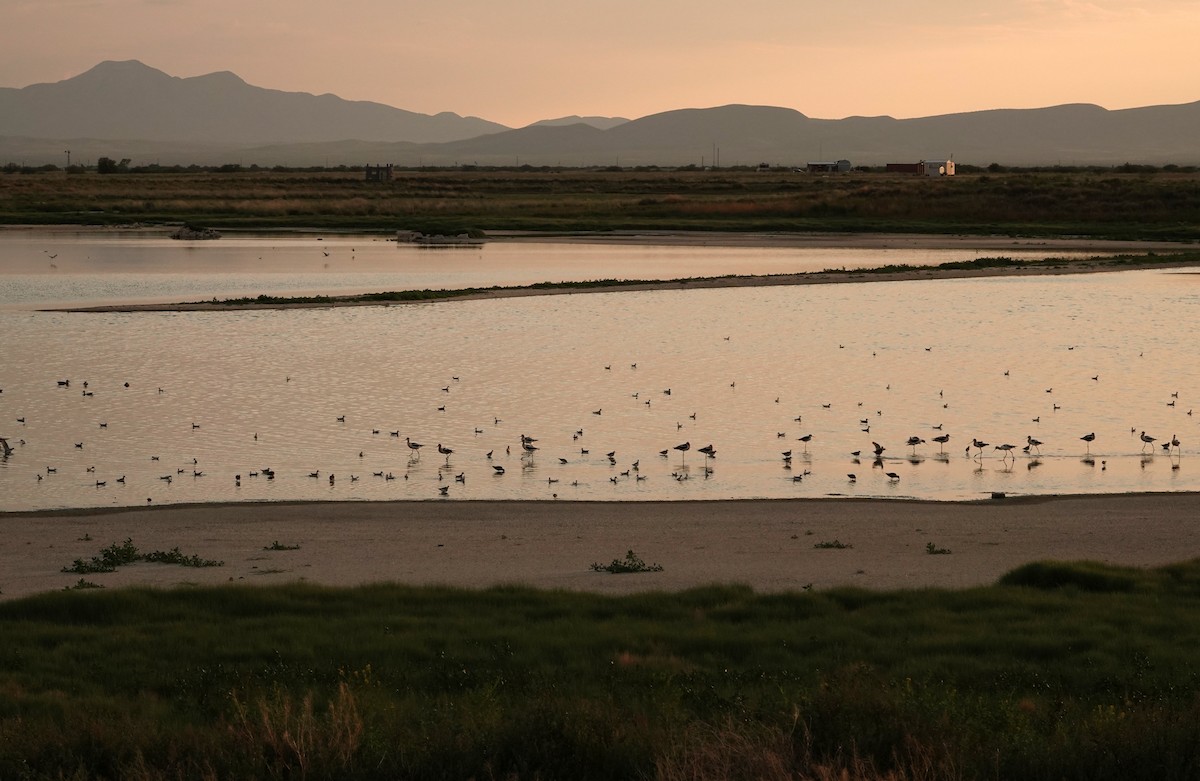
[3, 168, 1200, 240]
[2, 559, 1200, 779]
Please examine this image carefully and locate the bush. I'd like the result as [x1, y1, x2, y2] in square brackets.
[591, 550, 663, 573]
[999, 561, 1137, 592]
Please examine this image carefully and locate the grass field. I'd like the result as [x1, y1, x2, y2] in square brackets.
[2, 559, 1199, 780]
[3, 168, 1200, 240]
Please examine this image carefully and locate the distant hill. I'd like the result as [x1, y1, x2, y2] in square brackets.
[0, 60, 507, 146]
[391, 102, 1200, 167]
[2, 62, 1199, 167]
[528, 116, 630, 131]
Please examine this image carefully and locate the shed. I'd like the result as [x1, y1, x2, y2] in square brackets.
[365, 164, 393, 182]
[807, 160, 852, 173]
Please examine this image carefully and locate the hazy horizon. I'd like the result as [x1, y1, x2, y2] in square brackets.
[4, 1, 1198, 128]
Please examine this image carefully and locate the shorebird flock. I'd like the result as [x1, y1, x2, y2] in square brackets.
[10, 228, 1200, 512]
[1, 344, 1192, 509]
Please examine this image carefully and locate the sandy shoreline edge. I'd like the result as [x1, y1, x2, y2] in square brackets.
[4, 493, 1199, 601]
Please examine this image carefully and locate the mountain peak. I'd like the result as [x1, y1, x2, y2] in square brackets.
[0, 60, 509, 146]
[79, 59, 168, 79]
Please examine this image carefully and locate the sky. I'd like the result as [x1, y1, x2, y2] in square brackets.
[4, 0, 1199, 128]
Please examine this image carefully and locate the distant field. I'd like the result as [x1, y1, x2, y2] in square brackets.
[2, 168, 1200, 240]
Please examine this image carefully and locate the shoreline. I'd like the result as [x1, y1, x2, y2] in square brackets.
[9, 224, 1195, 313]
[52, 250, 1200, 313]
[4, 492, 1199, 601]
[489, 229, 1199, 252]
[6, 223, 1197, 252]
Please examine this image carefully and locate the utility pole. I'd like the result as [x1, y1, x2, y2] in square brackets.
[64, 150, 71, 167]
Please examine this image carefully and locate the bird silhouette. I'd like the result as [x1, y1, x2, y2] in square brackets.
[673, 441, 690, 462]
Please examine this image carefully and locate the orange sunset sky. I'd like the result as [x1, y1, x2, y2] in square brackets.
[4, 0, 1198, 127]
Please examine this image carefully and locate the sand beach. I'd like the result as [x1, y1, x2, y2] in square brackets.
[4, 493, 1199, 601]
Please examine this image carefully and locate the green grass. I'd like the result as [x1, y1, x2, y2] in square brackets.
[2, 560, 1200, 779]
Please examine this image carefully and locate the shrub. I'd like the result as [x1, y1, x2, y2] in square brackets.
[591, 550, 663, 573]
[998, 561, 1137, 592]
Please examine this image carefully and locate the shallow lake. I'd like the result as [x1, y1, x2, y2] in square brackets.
[2, 230, 1198, 511]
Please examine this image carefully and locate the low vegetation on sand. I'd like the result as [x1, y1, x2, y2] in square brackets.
[2, 559, 1200, 780]
[2, 168, 1200, 240]
[73, 251, 1193, 311]
[61, 537, 223, 574]
[590, 548, 664, 573]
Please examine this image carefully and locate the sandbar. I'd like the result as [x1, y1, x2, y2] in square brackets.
[4, 493, 1199, 601]
[54, 230, 1200, 313]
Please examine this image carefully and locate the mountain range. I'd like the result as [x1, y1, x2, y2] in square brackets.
[2, 60, 1198, 167]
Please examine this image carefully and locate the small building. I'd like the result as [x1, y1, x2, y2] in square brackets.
[807, 159, 852, 174]
[886, 159, 955, 177]
[364, 163, 393, 182]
